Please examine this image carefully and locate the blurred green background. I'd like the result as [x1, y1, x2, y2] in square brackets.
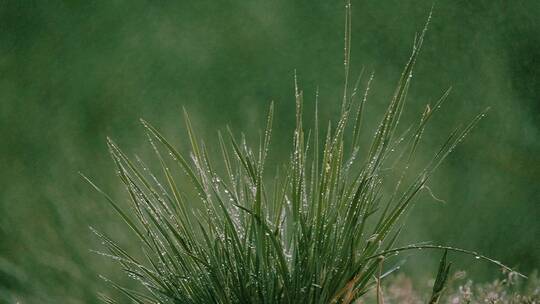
[1, 1, 538, 302]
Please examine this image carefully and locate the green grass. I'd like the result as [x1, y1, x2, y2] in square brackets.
[85, 5, 524, 303]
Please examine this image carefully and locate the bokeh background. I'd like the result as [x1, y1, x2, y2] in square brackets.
[1, 1, 538, 302]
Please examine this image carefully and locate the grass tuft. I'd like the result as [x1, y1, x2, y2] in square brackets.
[87, 2, 524, 303]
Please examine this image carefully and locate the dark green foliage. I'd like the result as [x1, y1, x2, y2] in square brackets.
[428, 250, 452, 304]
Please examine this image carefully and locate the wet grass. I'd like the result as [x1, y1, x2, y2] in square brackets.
[86, 4, 526, 303]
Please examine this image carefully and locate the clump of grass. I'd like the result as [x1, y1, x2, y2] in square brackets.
[85, 3, 524, 303]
